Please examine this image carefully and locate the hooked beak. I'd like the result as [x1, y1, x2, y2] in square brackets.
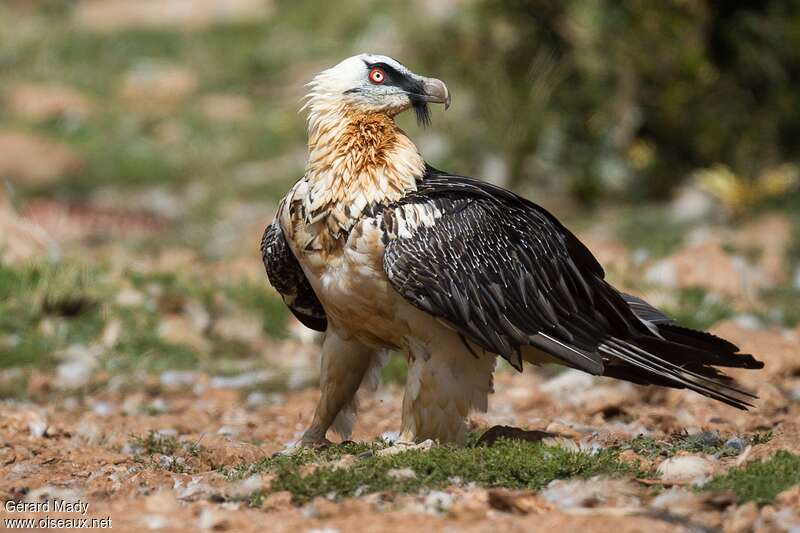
[419, 77, 451, 109]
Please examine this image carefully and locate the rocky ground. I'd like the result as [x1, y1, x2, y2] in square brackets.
[2, 1, 800, 532]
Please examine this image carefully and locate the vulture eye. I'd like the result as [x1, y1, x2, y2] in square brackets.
[368, 67, 385, 84]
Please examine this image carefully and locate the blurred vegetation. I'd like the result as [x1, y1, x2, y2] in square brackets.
[410, 0, 800, 204]
[1, 0, 799, 207]
[2, 0, 800, 395]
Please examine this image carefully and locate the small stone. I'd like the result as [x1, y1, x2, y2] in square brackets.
[56, 359, 95, 389]
[380, 431, 399, 444]
[377, 439, 434, 457]
[159, 370, 199, 388]
[26, 413, 48, 438]
[724, 437, 747, 453]
[386, 467, 416, 481]
[424, 490, 454, 513]
[657, 456, 715, 483]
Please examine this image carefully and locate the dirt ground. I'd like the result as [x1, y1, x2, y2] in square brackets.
[2, 319, 800, 532]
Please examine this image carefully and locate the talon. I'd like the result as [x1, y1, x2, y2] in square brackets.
[273, 437, 333, 457]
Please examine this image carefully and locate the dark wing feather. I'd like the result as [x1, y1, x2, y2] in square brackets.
[261, 219, 327, 331]
[384, 167, 763, 409]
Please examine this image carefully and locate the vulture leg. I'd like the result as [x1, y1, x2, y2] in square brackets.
[300, 330, 376, 447]
[399, 330, 496, 444]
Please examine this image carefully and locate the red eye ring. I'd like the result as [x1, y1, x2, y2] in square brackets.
[369, 67, 385, 84]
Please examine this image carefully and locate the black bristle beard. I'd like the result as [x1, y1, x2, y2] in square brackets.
[411, 99, 431, 127]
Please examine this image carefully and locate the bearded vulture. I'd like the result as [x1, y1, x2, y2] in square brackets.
[261, 54, 763, 446]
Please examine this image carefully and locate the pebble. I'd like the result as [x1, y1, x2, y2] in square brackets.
[56, 359, 95, 389]
[656, 456, 716, 483]
[159, 370, 199, 388]
[26, 413, 48, 438]
[91, 401, 114, 416]
[424, 490, 453, 513]
[210, 370, 274, 389]
[380, 431, 400, 444]
[377, 439, 434, 457]
[387, 467, 417, 481]
[724, 437, 747, 453]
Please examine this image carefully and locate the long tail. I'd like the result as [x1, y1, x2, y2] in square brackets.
[600, 293, 764, 410]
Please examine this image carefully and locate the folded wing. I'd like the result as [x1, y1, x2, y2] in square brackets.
[383, 167, 762, 409]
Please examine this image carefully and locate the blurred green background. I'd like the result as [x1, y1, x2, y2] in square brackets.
[1, 0, 800, 397]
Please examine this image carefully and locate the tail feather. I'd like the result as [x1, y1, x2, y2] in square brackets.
[599, 335, 759, 410]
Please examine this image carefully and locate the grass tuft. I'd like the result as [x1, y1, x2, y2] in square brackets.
[625, 431, 772, 459]
[703, 451, 800, 504]
[230, 439, 641, 505]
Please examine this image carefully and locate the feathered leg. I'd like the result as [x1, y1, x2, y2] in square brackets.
[399, 333, 496, 445]
[301, 330, 377, 446]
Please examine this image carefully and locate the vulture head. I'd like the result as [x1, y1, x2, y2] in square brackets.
[304, 53, 450, 127]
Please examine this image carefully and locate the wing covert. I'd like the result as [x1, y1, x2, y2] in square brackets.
[382, 171, 636, 372]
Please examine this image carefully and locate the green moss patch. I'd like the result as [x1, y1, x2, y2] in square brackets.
[703, 451, 800, 504]
[231, 439, 641, 505]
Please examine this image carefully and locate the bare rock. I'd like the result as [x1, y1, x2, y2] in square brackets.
[0, 130, 83, 185]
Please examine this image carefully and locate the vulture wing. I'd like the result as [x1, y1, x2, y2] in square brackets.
[261, 219, 327, 332]
[383, 166, 762, 409]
